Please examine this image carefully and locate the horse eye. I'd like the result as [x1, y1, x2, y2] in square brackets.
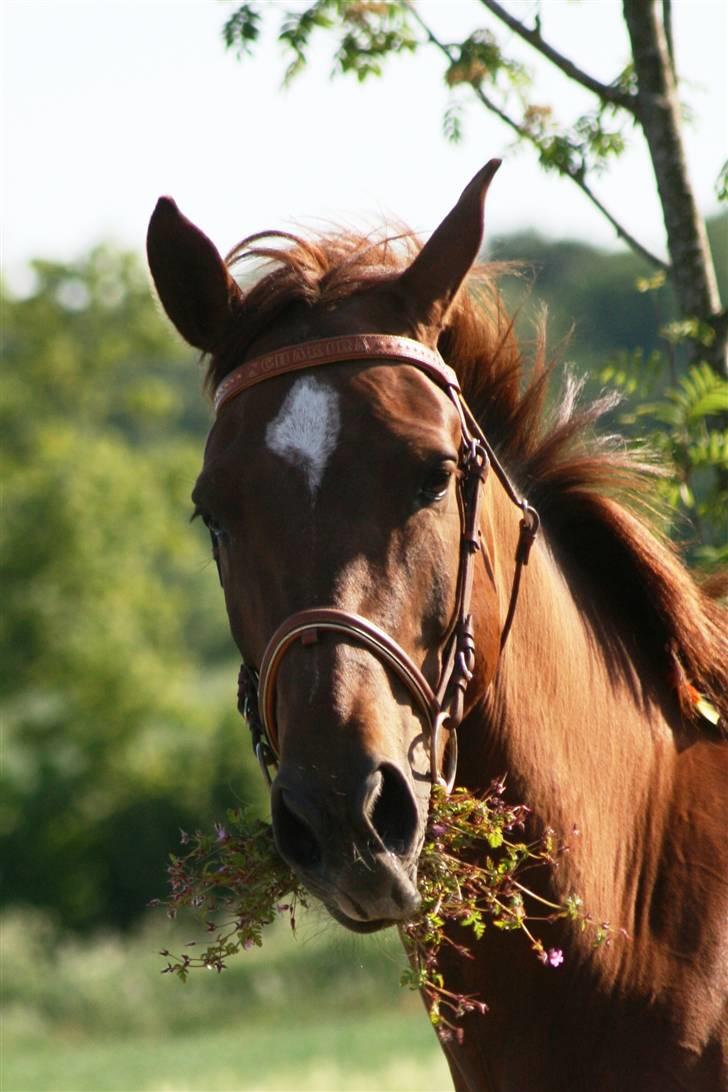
[196, 513, 226, 588]
[204, 516, 225, 543]
[419, 466, 453, 504]
[193, 508, 226, 548]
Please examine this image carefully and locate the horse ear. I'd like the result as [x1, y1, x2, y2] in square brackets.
[399, 159, 501, 337]
[146, 197, 242, 352]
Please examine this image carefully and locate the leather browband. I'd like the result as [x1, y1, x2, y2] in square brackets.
[214, 334, 460, 414]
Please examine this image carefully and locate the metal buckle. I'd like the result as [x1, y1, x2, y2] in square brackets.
[430, 710, 459, 793]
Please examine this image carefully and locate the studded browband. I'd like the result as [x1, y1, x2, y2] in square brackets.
[216, 333, 539, 791]
[214, 334, 460, 413]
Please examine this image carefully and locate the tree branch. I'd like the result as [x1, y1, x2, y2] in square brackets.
[407, 5, 668, 271]
[473, 84, 668, 270]
[662, 0, 677, 80]
[623, 0, 725, 373]
[477, 0, 637, 113]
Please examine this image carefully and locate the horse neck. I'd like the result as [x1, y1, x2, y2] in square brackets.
[475, 483, 677, 935]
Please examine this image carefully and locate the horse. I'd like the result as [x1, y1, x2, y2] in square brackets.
[147, 162, 728, 1091]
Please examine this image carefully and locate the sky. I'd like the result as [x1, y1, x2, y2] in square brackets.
[2, 0, 726, 292]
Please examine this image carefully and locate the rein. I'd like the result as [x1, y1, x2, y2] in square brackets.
[213, 334, 539, 792]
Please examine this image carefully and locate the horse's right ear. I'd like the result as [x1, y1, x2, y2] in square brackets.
[398, 160, 501, 340]
[146, 197, 242, 352]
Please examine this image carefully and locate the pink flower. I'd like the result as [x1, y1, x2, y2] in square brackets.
[547, 948, 564, 967]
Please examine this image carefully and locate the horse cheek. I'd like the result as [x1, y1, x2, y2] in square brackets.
[475, 510, 503, 691]
[479, 581, 502, 692]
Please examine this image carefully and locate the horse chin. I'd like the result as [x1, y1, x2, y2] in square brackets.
[325, 905, 398, 935]
[294, 855, 422, 935]
[316, 861, 422, 935]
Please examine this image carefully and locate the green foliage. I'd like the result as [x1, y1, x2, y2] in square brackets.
[442, 101, 464, 144]
[490, 220, 727, 564]
[444, 28, 528, 91]
[221, 1, 261, 58]
[224, 1, 419, 86]
[2, 908, 445, 1090]
[1, 249, 260, 930]
[1, 907, 408, 1040]
[400, 784, 618, 1040]
[595, 282, 728, 562]
[2, 904, 445, 1092]
[522, 102, 627, 181]
[154, 808, 306, 978]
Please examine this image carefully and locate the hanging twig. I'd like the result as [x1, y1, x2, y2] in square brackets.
[662, 0, 677, 80]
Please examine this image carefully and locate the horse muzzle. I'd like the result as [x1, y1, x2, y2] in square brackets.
[270, 761, 424, 931]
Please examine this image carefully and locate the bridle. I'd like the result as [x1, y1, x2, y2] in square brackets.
[210, 333, 539, 793]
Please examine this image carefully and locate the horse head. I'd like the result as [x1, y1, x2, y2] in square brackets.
[146, 163, 520, 932]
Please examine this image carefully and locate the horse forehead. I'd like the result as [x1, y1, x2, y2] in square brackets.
[202, 361, 459, 494]
[265, 374, 342, 496]
[263, 361, 455, 465]
[345, 361, 459, 435]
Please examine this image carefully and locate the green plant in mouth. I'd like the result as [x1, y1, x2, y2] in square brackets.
[151, 810, 307, 980]
[154, 782, 623, 1038]
[398, 781, 623, 1041]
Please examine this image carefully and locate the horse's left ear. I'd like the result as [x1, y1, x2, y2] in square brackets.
[399, 159, 501, 339]
[146, 197, 243, 352]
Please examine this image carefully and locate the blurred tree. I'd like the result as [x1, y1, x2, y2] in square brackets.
[1, 249, 263, 931]
[492, 213, 727, 368]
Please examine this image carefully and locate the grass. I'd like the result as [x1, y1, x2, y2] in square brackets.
[4, 1012, 448, 1092]
[1, 908, 451, 1092]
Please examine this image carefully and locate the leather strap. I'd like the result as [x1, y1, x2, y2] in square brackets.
[258, 609, 440, 759]
[214, 334, 460, 414]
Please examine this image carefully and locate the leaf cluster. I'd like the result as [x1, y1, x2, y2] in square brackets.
[523, 103, 626, 181]
[444, 28, 527, 92]
[598, 294, 728, 564]
[222, 2, 261, 58]
[399, 783, 618, 1041]
[225, 1, 419, 85]
[154, 808, 306, 978]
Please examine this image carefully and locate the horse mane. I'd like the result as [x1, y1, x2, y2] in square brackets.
[206, 228, 727, 732]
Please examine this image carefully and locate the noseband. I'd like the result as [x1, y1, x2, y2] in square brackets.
[212, 334, 539, 792]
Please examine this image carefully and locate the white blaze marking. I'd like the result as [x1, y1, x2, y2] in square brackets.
[265, 376, 341, 496]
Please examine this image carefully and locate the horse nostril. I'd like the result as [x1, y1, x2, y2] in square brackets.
[368, 763, 419, 857]
[272, 788, 322, 871]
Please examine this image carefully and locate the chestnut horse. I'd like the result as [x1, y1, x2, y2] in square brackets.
[147, 163, 727, 1091]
